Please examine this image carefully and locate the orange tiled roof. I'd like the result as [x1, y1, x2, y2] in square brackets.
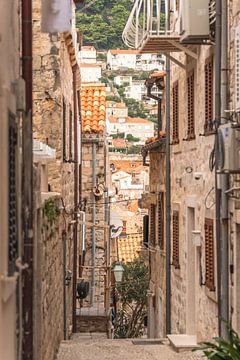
[109, 49, 139, 55]
[80, 46, 96, 51]
[108, 116, 152, 124]
[118, 233, 143, 263]
[80, 63, 101, 68]
[81, 86, 106, 133]
[150, 71, 166, 78]
[112, 138, 127, 148]
[111, 161, 143, 173]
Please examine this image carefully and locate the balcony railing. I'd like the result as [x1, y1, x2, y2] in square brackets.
[122, 0, 172, 51]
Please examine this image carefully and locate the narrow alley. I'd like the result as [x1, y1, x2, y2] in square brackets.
[57, 334, 202, 360]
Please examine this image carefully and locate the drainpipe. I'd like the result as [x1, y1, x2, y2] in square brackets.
[72, 64, 79, 333]
[165, 0, 171, 335]
[214, 0, 222, 337]
[22, 0, 34, 358]
[219, 0, 229, 338]
[63, 230, 67, 340]
[91, 142, 97, 305]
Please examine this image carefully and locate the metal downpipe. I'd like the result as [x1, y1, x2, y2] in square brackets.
[91, 142, 97, 305]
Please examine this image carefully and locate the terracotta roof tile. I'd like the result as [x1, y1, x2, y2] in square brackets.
[118, 234, 143, 263]
[150, 71, 166, 78]
[108, 116, 153, 124]
[106, 101, 127, 109]
[112, 138, 127, 148]
[81, 85, 106, 133]
[109, 49, 139, 55]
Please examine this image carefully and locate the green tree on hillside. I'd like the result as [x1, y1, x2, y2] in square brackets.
[76, 0, 132, 49]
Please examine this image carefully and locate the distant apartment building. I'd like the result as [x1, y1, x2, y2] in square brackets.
[114, 75, 132, 86]
[107, 49, 138, 70]
[78, 45, 97, 64]
[107, 116, 154, 141]
[80, 63, 102, 83]
[124, 80, 162, 104]
[107, 50, 164, 71]
[106, 101, 128, 118]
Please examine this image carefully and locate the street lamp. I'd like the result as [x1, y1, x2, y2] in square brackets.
[113, 262, 124, 284]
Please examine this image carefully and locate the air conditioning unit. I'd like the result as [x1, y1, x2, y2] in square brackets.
[180, 0, 210, 44]
[219, 124, 240, 172]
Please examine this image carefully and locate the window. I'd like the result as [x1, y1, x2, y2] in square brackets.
[172, 210, 180, 269]
[158, 192, 164, 250]
[8, 112, 18, 276]
[187, 71, 195, 140]
[150, 204, 156, 245]
[205, 218, 215, 291]
[172, 81, 179, 144]
[204, 57, 214, 134]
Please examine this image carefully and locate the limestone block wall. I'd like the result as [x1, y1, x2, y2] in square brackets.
[169, 45, 218, 341]
[81, 136, 107, 306]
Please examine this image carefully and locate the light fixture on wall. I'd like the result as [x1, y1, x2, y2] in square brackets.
[113, 263, 124, 284]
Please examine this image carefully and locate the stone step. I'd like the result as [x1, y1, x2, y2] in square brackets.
[167, 334, 198, 352]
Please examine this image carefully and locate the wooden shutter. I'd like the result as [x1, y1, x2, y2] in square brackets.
[63, 99, 67, 161]
[158, 192, 164, 250]
[172, 81, 179, 144]
[187, 71, 195, 140]
[8, 112, 18, 275]
[150, 204, 156, 246]
[205, 218, 215, 291]
[204, 57, 214, 134]
[172, 210, 180, 268]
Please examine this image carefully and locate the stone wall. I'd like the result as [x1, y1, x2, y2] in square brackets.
[81, 135, 108, 307]
[168, 45, 218, 341]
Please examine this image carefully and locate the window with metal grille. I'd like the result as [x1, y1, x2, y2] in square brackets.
[150, 204, 156, 246]
[158, 192, 164, 249]
[63, 99, 67, 161]
[204, 57, 214, 134]
[69, 109, 73, 160]
[8, 112, 18, 276]
[205, 218, 215, 291]
[187, 71, 195, 140]
[172, 81, 179, 144]
[172, 210, 180, 269]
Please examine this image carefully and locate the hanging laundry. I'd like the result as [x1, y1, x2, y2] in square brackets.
[41, 0, 72, 33]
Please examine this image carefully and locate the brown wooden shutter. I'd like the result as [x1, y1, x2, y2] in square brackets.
[63, 99, 67, 161]
[172, 210, 180, 268]
[172, 81, 179, 144]
[150, 204, 156, 246]
[205, 218, 215, 291]
[158, 192, 164, 250]
[187, 71, 195, 140]
[204, 57, 214, 134]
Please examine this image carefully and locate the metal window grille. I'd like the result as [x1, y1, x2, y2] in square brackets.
[63, 99, 67, 161]
[187, 71, 195, 140]
[69, 109, 73, 160]
[204, 57, 214, 134]
[158, 192, 164, 250]
[150, 204, 156, 246]
[205, 218, 215, 291]
[8, 112, 18, 276]
[172, 210, 180, 269]
[172, 81, 179, 144]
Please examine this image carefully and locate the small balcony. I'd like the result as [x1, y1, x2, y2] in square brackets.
[122, 0, 182, 54]
[122, 0, 215, 57]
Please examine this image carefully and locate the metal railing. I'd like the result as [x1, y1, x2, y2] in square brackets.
[122, 0, 169, 49]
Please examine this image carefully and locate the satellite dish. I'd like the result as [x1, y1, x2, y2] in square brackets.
[110, 211, 123, 238]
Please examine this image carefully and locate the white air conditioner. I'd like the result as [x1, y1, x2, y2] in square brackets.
[219, 124, 240, 172]
[180, 0, 210, 44]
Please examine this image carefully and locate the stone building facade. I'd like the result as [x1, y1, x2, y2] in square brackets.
[32, 0, 81, 358]
[0, 1, 22, 359]
[125, 0, 240, 343]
